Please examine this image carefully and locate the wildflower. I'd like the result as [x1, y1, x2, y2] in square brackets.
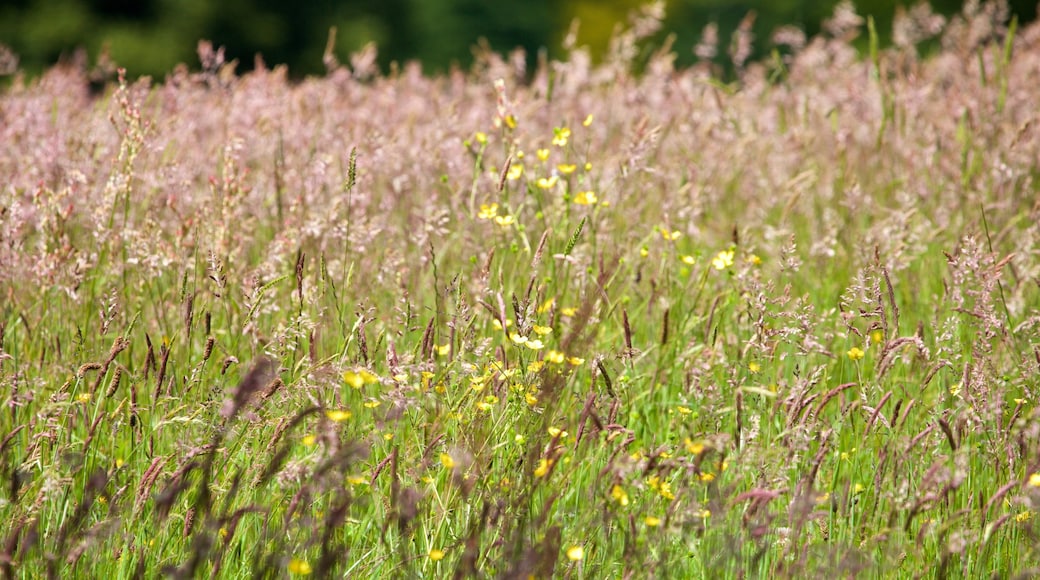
[219, 527, 229, 538]
[552, 127, 571, 147]
[681, 255, 695, 265]
[435, 344, 450, 356]
[429, 549, 446, 561]
[528, 360, 545, 373]
[343, 369, 379, 389]
[492, 318, 513, 331]
[537, 297, 555, 313]
[439, 453, 455, 470]
[815, 493, 830, 505]
[583, 114, 594, 127]
[494, 215, 515, 227]
[1029, 473, 1040, 488]
[573, 191, 598, 205]
[532, 324, 553, 336]
[699, 472, 715, 483]
[611, 484, 630, 506]
[712, 250, 735, 270]
[640, 247, 649, 258]
[537, 148, 550, 162]
[548, 427, 569, 438]
[676, 406, 693, 416]
[584, 162, 593, 171]
[534, 458, 553, 478]
[557, 163, 577, 175]
[77, 393, 92, 404]
[507, 164, 524, 180]
[684, 438, 705, 455]
[847, 347, 865, 361]
[514, 434, 526, 445]
[525, 339, 544, 350]
[478, 203, 499, 219]
[346, 475, 367, 486]
[288, 558, 312, 575]
[748, 361, 761, 373]
[949, 383, 962, 397]
[567, 356, 585, 366]
[325, 409, 352, 422]
[536, 176, 559, 190]
[644, 516, 662, 527]
[509, 332, 528, 345]
[560, 307, 578, 317]
[1017, 511, 1033, 523]
[747, 254, 763, 265]
[659, 227, 681, 241]
[115, 459, 125, 469]
[475, 132, 488, 145]
[383, 433, 394, 441]
[659, 481, 675, 500]
[546, 350, 565, 364]
[525, 392, 539, 406]
[852, 483, 865, 494]
[566, 546, 584, 561]
[871, 330, 884, 344]
[698, 509, 711, 519]
[302, 435, 317, 447]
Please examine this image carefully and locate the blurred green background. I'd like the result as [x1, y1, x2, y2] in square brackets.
[0, 0, 1035, 78]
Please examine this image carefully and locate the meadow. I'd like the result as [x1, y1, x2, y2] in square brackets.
[2, 2, 1040, 577]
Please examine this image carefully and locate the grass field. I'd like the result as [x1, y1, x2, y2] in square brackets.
[2, 2, 1040, 578]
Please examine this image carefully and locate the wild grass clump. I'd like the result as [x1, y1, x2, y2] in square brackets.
[2, 1, 1040, 577]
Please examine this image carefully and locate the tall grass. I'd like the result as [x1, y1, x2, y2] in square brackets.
[2, 2, 1039, 577]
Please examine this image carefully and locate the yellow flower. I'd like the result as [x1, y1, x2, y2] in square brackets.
[115, 459, 125, 469]
[567, 356, 585, 366]
[815, 493, 830, 505]
[537, 148, 550, 162]
[949, 383, 962, 397]
[478, 203, 499, 219]
[852, 483, 865, 494]
[748, 361, 761, 373]
[699, 472, 715, 483]
[747, 254, 763, 265]
[684, 438, 705, 455]
[525, 339, 545, 350]
[288, 558, 312, 575]
[573, 191, 598, 205]
[77, 393, 92, 404]
[711, 249, 735, 270]
[659, 227, 681, 241]
[346, 475, 368, 486]
[1029, 473, 1040, 488]
[525, 392, 539, 406]
[566, 546, 584, 561]
[640, 247, 649, 258]
[440, 453, 456, 470]
[507, 164, 524, 180]
[584, 162, 592, 171]
[681, 255, 695, 265]
[698, 509, 711, 519]
[532, 324, 553, 336]
[494, 214, 515, 227]
[505, 114, 517, 129]
[534, 458, 553, 478]
[644, 515, 661, 527]
[548, 427, 568, 438]
[509, 332, 528, 345]
[302, 435, 317, 447]
[847, 347, 865, 361]
[546, 350, 565, 364]
[552, 127, 571, 147]
[582, 114, 594, 127]
[871, 330, 884, 344]
[492, 318, 513, 331]
[537, 297, 555, 313]
[611, 484, 630, 506]
[429, 549, 446, 561]
[325, 409, 352, 422]
[528, 360, 545, 373]
[218, 526, 228, 538]
[435, 344, 450, 356]
[659, 481, 675, 500]
[560, 307, 578, 317]
[676, 406, 693, 416]
[536, 176, 559, 190]
[475, 132, 488, 145]
[557, 163, 577, 175]
[1017, 511, 1033, 523]
[343, 369, 379, 389]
